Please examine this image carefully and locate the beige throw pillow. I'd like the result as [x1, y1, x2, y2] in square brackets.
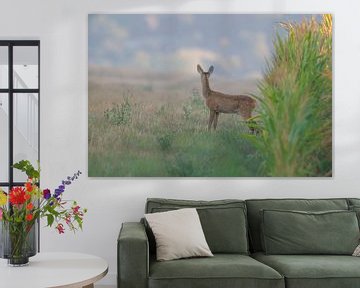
[145, 208, 213, 261]
[353, 244, 360, 256]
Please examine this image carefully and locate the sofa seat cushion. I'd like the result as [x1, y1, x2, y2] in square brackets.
[149, 254, 284, 288]
[252, 252, 360, 288]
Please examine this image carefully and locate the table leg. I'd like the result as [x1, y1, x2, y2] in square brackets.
[82, 284, 94, 288]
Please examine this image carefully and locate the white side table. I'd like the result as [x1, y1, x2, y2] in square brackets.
[0, 252, 108, 288]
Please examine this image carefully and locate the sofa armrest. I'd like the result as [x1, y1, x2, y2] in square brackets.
[118, 222, 149, 288]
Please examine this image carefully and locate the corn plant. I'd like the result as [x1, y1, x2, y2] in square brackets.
[251, 15, 332, 176]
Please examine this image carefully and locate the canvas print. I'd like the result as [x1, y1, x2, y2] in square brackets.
[88, 14, 332, 177]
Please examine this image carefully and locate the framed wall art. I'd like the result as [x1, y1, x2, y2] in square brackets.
[88, 14, 332, 177]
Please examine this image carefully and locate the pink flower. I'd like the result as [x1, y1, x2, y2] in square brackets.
[72, 205, 80, 215]
[0, 208, 3, 220]
[56, 223, 65, 234]
[65, 214, 71, 225]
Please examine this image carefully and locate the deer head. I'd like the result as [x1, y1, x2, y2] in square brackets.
[197, 65, 214, 98]
[197, 64, 214, 78]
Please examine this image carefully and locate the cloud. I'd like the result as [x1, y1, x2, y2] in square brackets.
[178, 15, 193, 25]
[209, 55, 243, 74]
[219, 37, 230, 48]
[238, 30, 271, 59]
[193, 31, 203, 42]
[245, 70, 263, 79]
[146, 15, 159, 31]
[175, 48, 219, 73]
[229, 55, 242, 68]
[90, 15, 128, 56]
[254, 33, 270, 58]
[130, 48, 242, 76]
[91, 15, 128, 41]
[134, 51, 151, 68]
[103, 39, 119, 53]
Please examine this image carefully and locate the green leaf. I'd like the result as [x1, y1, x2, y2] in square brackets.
[47, 214, 54, 227]
[12, 160, 40, 180]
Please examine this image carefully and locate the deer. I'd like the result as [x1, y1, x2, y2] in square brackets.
[197, 64, 256, 132]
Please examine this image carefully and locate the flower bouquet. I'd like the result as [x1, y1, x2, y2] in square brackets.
[0, 160, 87, 266]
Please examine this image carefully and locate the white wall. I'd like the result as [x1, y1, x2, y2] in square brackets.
[1, 0, 360, 286]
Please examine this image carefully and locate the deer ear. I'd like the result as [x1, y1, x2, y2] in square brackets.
[197, 64, 203, 74]
[208, 65, 214, 74]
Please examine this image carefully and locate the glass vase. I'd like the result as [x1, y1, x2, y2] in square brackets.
[0, 220, 37, 266]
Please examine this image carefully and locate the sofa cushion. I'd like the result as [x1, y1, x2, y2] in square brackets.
[349, 205, 360, 228]
[347, 198, 360, 207]
[149, 254, 284, 288]
[252, 252, 360, 288]
[246, 198, 349, 252]
[261, 209, 359, 255]
[146, 198, 249, 254]
[145, 208, 213, 261]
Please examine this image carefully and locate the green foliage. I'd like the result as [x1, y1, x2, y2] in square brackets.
[167, 153, 194, 176]
[252, 15, 332, 176]
[104, 96, 132, 125]
[182, 103, 192, 120]
[89, 115, 262, 176]
[157, 132, 174, 151]
[12, 160, 40, 180]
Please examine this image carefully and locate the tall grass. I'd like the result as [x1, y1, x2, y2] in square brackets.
[251, 15, 332, 176]
[89, 91, 261, 177]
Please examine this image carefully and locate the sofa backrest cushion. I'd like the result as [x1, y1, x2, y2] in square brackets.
[246, 198, 349, 252]
[145, 198, 249, 254]
[261, 209, 359, 255]
[347, 199, 360, 228]
[348, 198, 360, 207]
[350, 206, 360, 227]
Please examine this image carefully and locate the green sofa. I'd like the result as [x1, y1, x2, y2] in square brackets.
[118, 198, 360, 288]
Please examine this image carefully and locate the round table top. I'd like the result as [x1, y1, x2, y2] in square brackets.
[0, 252, 108, 288]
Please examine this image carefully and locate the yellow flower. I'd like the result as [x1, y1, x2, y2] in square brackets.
[0, 189, 7, 206]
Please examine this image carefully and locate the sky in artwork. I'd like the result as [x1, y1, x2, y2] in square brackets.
[88, 14, 321, 80]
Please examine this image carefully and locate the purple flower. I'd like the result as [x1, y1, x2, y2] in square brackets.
[54, 189, 63, 198]
[54, 171, 82, 199]
[43, 189, 51, 200]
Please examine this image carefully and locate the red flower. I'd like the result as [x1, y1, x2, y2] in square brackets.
[9, 187, 26, 205]
[56, 223, 65, 234]
[26, 203, 34, 210]
[25, 182, 33, 192]
[24, 193, 31, 200]
[26, 214, 33, 221]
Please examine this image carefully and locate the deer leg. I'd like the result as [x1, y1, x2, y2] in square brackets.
[213, 112, 220, 130]
[208, 110, 215, 131]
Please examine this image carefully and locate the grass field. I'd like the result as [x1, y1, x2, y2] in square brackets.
[88, 68, 262, 177]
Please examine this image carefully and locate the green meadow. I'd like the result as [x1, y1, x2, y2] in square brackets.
[88, 82, 262, 177]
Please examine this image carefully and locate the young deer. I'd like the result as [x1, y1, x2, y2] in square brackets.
[197, 64, 256, 131]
